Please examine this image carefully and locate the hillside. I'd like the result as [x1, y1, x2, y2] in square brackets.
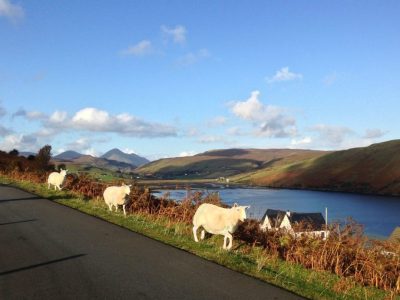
[53, 155, 137, 173]
[101, 148, 149, 167]
[136, 148, 327, 179]
[54, 150, 83, 160]
[234, 140, 400, 195]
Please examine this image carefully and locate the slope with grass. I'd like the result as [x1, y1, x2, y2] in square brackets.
[234, 140, 400, 195]
[136, 148, 327, 179]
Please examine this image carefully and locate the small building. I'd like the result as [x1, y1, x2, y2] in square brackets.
[388, 227, 400, 243]
[260, 209, 329, 239]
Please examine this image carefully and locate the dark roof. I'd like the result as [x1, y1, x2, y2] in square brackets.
[288, 213, 326, 231]
[388, 227, 400, 243]
[261, 209, 287, 228]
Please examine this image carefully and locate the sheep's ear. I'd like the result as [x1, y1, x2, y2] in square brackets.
[128, 184, 132, 187]
[233, 203, 238, 207]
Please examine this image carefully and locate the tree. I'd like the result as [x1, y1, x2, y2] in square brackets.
[9, 149, 19, 156]
[36, 145, 52, 171]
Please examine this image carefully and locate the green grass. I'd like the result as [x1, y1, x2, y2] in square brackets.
[1, 175, 397, 300]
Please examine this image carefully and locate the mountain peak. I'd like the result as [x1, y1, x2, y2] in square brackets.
[54, 150, 84, 160]
[101, 148, 149, 167]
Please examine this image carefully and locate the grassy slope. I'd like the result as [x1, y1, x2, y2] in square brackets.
[136, 149, 327, 179]
[1, 175, 395, 300]
[234, 140, 400, 195]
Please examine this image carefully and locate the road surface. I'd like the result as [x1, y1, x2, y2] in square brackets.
[0, 184, 304, 299]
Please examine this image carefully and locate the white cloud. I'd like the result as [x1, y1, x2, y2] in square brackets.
[227, 127, 247, 136]
[161, 25, 187, 44]
[12, 106, 177, 138]
[12, 108, 47, 120]
[363, 128, 386, 139]
[0, 0, 24, 22]
[176, 49, 210, 66]
[231, 90, 297, 138]
[121, 40, 153, 56]
[84, 148, 99, 157]
[179, 151, 197, 157]
[122, 148, 137, 154]
[310, 124, 354, 145]
[267, 67, 303, 83]
[207, 116, 227, 127]
[49, 110, 68, 124]
[290, 137, 312, 147]
[0, 134, 37, 152]
[61, 107, 176, 138]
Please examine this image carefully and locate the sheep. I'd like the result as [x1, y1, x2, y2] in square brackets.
[103, 184, 131, 216]
[47, 169, 68, 191]
[192, 203, 250, 250]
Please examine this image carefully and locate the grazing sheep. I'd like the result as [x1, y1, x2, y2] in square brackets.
[193, 203, 250, 250]
[47, 169, 68, 191]
[103, 184, 131, 216]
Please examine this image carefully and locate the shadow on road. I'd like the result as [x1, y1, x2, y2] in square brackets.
[0, 196, 41, 203]
[0, 254, 87, 276]
[0, 219, 37, 226]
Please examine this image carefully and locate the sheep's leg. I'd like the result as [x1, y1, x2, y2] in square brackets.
[193, 225, 199, 242]
[54, 185, 57, 191]
[226, 233, 233, 250]
[122, 204, 126, 216]
[200, 230, 205, 240]
[107, 204, 112, 211]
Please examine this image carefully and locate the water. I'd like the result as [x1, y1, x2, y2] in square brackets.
[153, 187, 400, 238]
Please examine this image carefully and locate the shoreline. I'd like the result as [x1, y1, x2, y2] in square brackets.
[139, 180, 400, 199]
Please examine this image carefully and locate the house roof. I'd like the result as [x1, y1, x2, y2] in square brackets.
[388, 227, 400, 243]
[261, 209, 287, 228]
[288, 213, 326, 231]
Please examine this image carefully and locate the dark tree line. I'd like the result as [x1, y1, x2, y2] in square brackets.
[0, 145, 54, 173]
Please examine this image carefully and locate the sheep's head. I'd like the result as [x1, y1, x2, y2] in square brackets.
[122, 184, 132, 195]
[60, 169, 68, 176]
[232, 203, 250, 222]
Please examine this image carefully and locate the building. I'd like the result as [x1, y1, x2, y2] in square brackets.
[260, 209, 329, 239]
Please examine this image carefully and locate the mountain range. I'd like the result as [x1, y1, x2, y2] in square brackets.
[53, 148, 149, 172]
[136, 140, 400, 196]
[52, 140, 400, 196]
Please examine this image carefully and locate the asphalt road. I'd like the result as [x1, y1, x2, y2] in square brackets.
[0, 184, 304, 300]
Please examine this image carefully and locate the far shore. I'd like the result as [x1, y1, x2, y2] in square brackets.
[137, 179, 400, 199]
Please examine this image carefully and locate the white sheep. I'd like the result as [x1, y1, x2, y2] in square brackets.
[192, 203, 250, 250]
[103, 184, 131, 216]
[47, 169, 68, 191]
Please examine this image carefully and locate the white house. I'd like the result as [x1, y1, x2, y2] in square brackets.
[260, 209, 329, 239]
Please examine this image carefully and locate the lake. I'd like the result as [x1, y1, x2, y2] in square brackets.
[153, 187, 400, 238]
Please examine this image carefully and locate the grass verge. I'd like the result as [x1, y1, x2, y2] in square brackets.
[1, 176, 398, 300]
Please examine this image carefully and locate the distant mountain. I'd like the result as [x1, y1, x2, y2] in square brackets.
[136, 148, 327, 179]
[54, 150, 84, 161]
[19, 151, 36, 157]
[53, 154, 137, 173]
[101, 148, 149, 167]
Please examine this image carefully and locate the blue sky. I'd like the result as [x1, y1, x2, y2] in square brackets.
[0, 1, 399, 160]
